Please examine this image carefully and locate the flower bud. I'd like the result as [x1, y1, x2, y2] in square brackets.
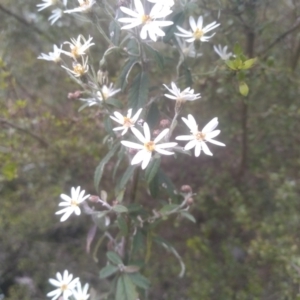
[181, 185, 192, 193]
[160, 119, 170, 128]
[68, 90, 82, 99]
[186, 197, 194, 205]
[153, 129, 160, 137]
[88, 195, 100, 203]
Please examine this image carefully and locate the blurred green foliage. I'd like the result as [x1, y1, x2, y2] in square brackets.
[1, 0, 300, 299]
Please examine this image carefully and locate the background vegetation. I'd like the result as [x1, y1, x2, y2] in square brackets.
[1, 0, 300, 299]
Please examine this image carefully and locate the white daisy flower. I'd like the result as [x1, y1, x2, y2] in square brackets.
[177, 38, 202, 58]
[64, 0, 96, 14]
[213, 44, 233, 60]
[48, 8, 64, 25]
[61, 56, 89, 77]
[38, 44, 62, 63]
[55, 186, 90, 222]
[60, 35, 94, 60]
[118, 0, 173, 42]
[147, 0, 174, 7]
[47, 270, 79, 300]
[176, 16, 220, 43]
[72, 282, 90, 300]
[176, 114, 225, 157]
[163, 82, 201, 102]
[110, 108, 142, 135]
[37, 0, 58, 11]
[97, 83, 121, 101]
[121, 122, 177, 169]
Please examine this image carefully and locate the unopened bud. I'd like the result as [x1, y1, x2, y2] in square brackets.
[186, 197, 194, 205]
[88, 195, 100, 203]
[160, 119, 170, 128]
[68, 90, 82, 99]
[181, 185, 192, 193]
[153, 129, 160, 137]
[137, 119, 144, 126]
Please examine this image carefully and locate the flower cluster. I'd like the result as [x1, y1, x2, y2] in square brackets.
[47, 270, 90, 300]
[118, 0, 173, 41]
[36, 0, 68, 25]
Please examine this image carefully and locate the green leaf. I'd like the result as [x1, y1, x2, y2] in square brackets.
[113, 147, 125, 180]
[106, 97, 123, 108]
[100, 265, 119, 279]
[117, 165, 137, 192]
[143, 44, 164, 70]
[109, 20, 121, 46]
[149, 171, 159, 198]
[180, 211, 196, 223]
[159, 204, 179, 214]
[116, 274, 138, 300]
[132, 229, 145, 255]
[128, 72, 149, 113]
[225, 59, 238, 71]
[157, 169, 178, 200]
[233, 42, 243, 56]
[117, 215, 128, 236]
[128, 273, 150, 290]
[107, 251, 123, 265]
[112, 205, 128, 213]
[118, 58, 139, 91]
[94, 143, 120, 192]
[239, 81, 249, 96]
[104, 115, 114, 136]
[146, 102, 160, 129]
[145, 157, 161, 184]
[163, 11, 185, 43]
[241, 58, 257, 69]
[183, 65, 193, 87]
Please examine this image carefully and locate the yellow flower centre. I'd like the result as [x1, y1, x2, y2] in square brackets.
[60, 284, 68, 291]
[123, 117, 133, 127]
[141, 15, 152, 24]
[193, 28, 204, 39]
[71, 46, 80, 58]
[144, 141, 155, 152]
[194, 131, 206, 141]
[73, 64, 85, 76]
[71, 199, 79, 207]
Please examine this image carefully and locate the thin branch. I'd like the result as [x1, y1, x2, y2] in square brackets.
[259, 18, 300, 58]
[0, 4, 55, 43]
[0, 118, 49, 148]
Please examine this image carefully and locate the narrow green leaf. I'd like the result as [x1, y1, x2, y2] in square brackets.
[117, 215, 128, 236]
[132, 229, 145, 255]
[109, 20, 121, 46]
[157, 169, 178, 200]
[146, 102, 160, 129]
[106, 97, 123, 108]
[107, 251, 123, 265]
[104, 115, 114, 136]
[129, 273, 150, 290]
[116, 274, 138, 300]
[118, 58, 139, 91]
[128, 72, 149, 113]
[145, 157, 161, 184]
[149, 172, 159, 198]
[159, 204, 179, 214]
[118, 165, 137, 192]
[163, 11, 185, 43]
[143, 44, 164, 70]
[100, 265, 119, 279]
[239, 81, 249, 96]
[112, 205, 128, 213]
[94, 143, 120, 192]
[180, 211, 196, 223]
[113, 147, 125, 180]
